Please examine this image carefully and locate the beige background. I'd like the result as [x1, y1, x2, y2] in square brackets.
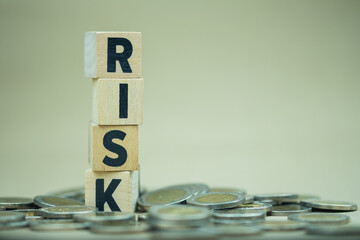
[0, 0, 359, 203]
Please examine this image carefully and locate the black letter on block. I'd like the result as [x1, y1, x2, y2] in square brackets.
[119, 84, 128, 119]
[103, 130, 127, 167]
[96, 179, 121, 211]
[107, 38, 133, 73]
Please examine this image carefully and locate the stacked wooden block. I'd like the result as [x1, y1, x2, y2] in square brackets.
[84, 32, 143, 212]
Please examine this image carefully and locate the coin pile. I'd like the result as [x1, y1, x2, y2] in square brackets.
[0, 184, 359, 237]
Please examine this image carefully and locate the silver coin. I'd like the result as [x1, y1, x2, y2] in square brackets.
[203, 225, 263, 236]
[212, 212, 266, 225]
[220, 202, 272, 213]
[306, 224, 360, 236]
[138, 186, 193, 210]
[187, 192, 245, 209]
[178, 183, 209, 196]
[270, 204, 312, 216]
[0, 197, 34, 209]
[0, 211, 26, 223]
[257, 220, 307, 231]
[34, 195, 83, 208]
[300, 200, 357, 211]
[74, 211, 135, 223]
[30, 219, 90, 231]
[254, 193, 298, 201]
[212, 218, 264, 225]
[147, 205, 210, 229]
[258, 199, 282, 206]
[289, 213, 350, 225]
[0, 220, 28, 230]
[90, 222, 149, 234]
[39, 205, 97, 219]
[212, 211, 266, 221]
[148, 205, 210, 221]
[280, 194, 320, 204]
[209, 187, 246, 195]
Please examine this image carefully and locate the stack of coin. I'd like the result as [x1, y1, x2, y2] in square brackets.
[146, 205, 211, 230]
[0, 185, 358, 235]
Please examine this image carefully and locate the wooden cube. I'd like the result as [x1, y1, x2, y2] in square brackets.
[85, 169, 139, 212]
[92, 78, 143, 125]
[90, 122, 138, 171]
[85, 32, 141, 78]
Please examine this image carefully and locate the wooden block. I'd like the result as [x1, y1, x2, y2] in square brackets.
[85, 169, 139, 212]
[85, 32, 141, 78]
[90, 122, 138, 171]
[92, 78, 143, 125]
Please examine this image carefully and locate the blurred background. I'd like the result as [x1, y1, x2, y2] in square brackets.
[0, 1, 359, 202]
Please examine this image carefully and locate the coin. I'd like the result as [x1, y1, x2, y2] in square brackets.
[0, 220, 28, 230]
[306, 224, 360, 236]
[300, 200, 358, 211]
[74, 211, 135, 223]
[270, 204, 312, 216]
[39, 205, 97, 219]
[178, 183, 209, 196]
[280, 194, 320, 204]
[204, 225, 263, 236]
[30, 219, 90, 231]
[90, 222, 150, 234]
[0, 197, 35, 209]
[0, 211, 26, 223]
[221, 202, 272, 213]
[138, 186, 193, 210]
[254, 193, 298, 201]
[212, 212, 266, 225]
[187, 192, 245, 209]
[257, 220, 307, 231]
[34, 195, 84, 208]
[212, 211, 266, 221]
[147, 205, 210, 229]
[209, 187, 246, 195]
[288, 213, 350, 225]
[258, 199, 282, 206]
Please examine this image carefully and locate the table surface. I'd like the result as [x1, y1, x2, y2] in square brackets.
[1, 208, 360, 240]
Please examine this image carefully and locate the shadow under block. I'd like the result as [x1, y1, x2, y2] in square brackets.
[85, 169, 139, 212]
[85, 32, 141, 79]
[90, 123, 138, 171]
[92, 78, 143, 125]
